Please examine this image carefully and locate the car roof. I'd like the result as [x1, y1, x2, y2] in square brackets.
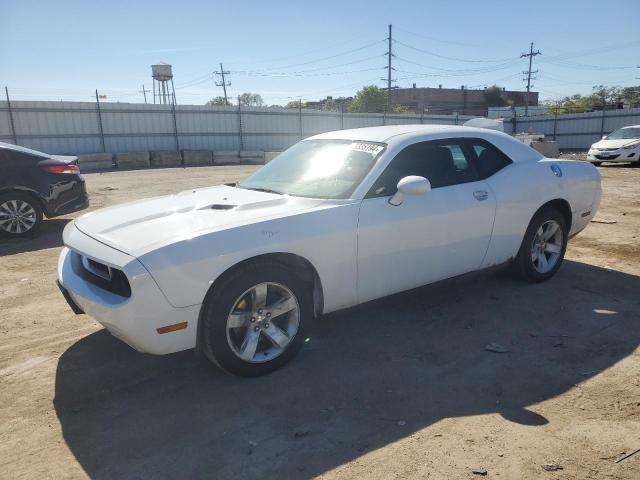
[308, 124, 543, 162]
[309, 124, 462, 142]
[0, 141, 49, 158]
[309, 124, 519, 144]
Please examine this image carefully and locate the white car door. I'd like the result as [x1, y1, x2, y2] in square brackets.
[357, 139, 497, 303]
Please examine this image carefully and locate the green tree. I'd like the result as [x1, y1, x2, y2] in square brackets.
[348, 85, 387, 113]
[622, 86, 640, 107]
[483, 85, 507, 107]
[238, 93, 264, 107]
[544, 84, 632, 114]
[392, 104, 412, 113]
[592, 85, 622, 106]
[206, 96, 228, 106]
[285, 100, 306, 109]
[322, 98, 338, 112]
[544, 91, 599, 114]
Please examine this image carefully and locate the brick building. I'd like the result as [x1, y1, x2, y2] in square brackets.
[390, 85, 538, 116]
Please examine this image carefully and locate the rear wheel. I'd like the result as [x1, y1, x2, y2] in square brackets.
[514, 207, 568, 282]
[0, 192, 43, 238]
[200, 261, 312, 377]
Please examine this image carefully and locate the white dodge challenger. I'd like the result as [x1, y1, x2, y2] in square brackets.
[58, 125, 601, 376]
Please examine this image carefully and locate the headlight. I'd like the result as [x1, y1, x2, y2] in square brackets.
[622, 141, 640, 149]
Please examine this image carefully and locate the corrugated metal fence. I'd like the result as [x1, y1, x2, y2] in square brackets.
[1, 100, 640, 155]
[502, 107, 640, 150]
[0, 101, 475, 155]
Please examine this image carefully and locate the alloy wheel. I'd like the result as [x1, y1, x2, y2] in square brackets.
[226, 282, 300, 363]
[530, 219, 563, 274]
[0, 199, 37, 234]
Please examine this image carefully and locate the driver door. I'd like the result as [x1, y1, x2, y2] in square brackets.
[356, 139, 496, 303]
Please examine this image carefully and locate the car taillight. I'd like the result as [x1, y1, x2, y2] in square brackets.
[42, 164, 80, 174]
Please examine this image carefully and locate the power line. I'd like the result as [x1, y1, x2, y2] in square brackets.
[175, 72, 215, 89]
[230, 67, 382, 78]
[539, 57, 636, 71]
[235, 54, 384, 76]
[393, 55, 521, 75]
[393, 25, 491, 49]
[225, 32, 384, 68]
[172, 38, 385, 89]
[542, 39, 640, 62]
[521, 42, 541, 116]
[256, 39, 386, 72]
[394, 38, 517, 64]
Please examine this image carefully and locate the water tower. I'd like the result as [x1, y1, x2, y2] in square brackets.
[151, 63, 176, 104]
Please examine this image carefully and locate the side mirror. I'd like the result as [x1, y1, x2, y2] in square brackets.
[389, 176, 431, 206]
[602, 135, 607, 139]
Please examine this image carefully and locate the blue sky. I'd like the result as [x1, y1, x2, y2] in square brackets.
[1, 0, 638, 105]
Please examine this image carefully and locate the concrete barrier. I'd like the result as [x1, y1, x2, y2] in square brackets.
[264, 151, 281, 163]
[213, 150, 240, 165]
[182, 150, 213, 167]
[239, 150, 265, 165]
[115, 151, 150, 170]
[150, 150, 182, 168]
[77, 152, 113, 172]
[531, 141, 561, 158]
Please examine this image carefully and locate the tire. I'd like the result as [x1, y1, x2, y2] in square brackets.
[200, 261, 312, 377]
[513, 207, 568, 283]
[0, 192, 43, 238]
[591, 161, 602, 166]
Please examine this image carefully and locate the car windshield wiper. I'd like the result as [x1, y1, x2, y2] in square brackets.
[239, 186, 284, 195]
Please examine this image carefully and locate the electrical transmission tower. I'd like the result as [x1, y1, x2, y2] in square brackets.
[380, 24, 397, 113]
[521, 42, 541, 117]
[215, 63, 231, 106]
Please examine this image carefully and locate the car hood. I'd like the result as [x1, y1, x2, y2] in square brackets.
[591, 138, 639, 149]
[74, 185, 325, 255]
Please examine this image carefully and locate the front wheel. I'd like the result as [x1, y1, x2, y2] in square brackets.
[591, 161, 602, 166]
[514, 207, 568, 282]
[200, 262, 312, 377]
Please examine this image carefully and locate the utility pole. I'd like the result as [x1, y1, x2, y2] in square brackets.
[95, 89, 106, 153]
[139, 84, 150, 104]
[215, 63, 231, 106]
[380, 24, 396, 113]
[521, 42, 541, 117]
[387, 24, 392, 113]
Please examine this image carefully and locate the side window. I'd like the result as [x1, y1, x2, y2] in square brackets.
[367, 140, 479, 197]
[468, 139, 512, 178]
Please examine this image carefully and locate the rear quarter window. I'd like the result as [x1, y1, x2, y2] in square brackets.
[467, 139, 513, 179]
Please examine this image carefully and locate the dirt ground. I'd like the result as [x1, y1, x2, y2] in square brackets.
[1, 162, 639, 480]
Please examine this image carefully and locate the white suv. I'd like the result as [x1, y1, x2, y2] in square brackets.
[587, 125, 640, 166]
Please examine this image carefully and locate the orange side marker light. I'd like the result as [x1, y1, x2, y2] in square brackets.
[156, 322, 188, 334]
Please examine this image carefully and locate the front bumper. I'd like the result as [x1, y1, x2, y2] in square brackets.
[52, 192, 89, 217]
[587, 149, 639, 162]
[57, 226, 200, 355]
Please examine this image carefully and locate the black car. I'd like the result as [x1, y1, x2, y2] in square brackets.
[0, 142, 88, 238]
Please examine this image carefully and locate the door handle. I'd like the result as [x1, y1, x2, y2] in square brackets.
[473, 190, 489, 201]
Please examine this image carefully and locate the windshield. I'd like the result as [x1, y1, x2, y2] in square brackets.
[605, 127, 640, 140]
[239, 139, 385, 199]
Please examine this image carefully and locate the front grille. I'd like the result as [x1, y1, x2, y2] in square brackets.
[595, 154, 619, 160]
[72, 252, 131, 298]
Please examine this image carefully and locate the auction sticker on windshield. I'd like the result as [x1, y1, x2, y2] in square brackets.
[350, 142, 384, 155]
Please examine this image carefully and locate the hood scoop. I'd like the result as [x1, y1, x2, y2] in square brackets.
[208, 204, 236, 210]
